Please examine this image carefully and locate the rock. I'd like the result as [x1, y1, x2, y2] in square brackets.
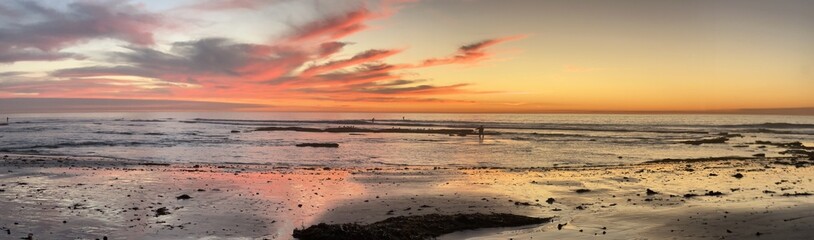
[176, 194, 192, 200]
[292, 213, 552, 240]
[781, 192, 812, 197]
[557, 223, 567, 230]
[733, 173, 744, 179]
[753, 153, 766, 157]
[546, 198, 555, 204]
[680, 137, 728, 145]
[575, 189, 591, 194]
[705, 191, 724, 196]
[296, 143, 340, 148]
[230, 130, 240, 133]
[155, 207, 170, 217]
[514, 202, 534, 206]
[646, 189, 658, 195]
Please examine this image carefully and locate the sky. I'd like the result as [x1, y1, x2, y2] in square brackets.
[0, 0, 813, 113]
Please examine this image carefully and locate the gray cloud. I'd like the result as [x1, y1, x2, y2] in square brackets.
[0, 98, 269, 113]
[0, 49, 84, 63]
[0, 0, 163, 63]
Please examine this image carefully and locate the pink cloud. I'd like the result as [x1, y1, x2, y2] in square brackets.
[420, 35, 526, 67]
[7, 1, 524, 107]
[285, 8, 374, 42]
[0, 78, 181, 98]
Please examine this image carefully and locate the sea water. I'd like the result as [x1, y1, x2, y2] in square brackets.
[1, 112, 812, 167]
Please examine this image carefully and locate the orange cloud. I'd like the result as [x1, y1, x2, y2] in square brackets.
[285, 8, 379, 42]
[1, 1, 525, 110]
[420, 35, 526, 67]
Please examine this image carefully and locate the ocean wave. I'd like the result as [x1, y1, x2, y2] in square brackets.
[719, 122, 814, 129]
[186, 118, 720, 135]
[95, 131, 134, 135]
[3, 141, 174, 150]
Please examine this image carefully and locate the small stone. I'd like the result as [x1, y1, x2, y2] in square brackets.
[155, 207, 171, 217]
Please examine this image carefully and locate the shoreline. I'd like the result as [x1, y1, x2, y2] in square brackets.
[1, 154, 813, 239]
[4, 151, 808, 169]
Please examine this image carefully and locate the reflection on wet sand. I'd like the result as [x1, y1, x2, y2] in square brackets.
[1, 154, 813, 239]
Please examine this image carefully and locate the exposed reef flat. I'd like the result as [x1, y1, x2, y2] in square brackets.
[254, 126, 495, 135]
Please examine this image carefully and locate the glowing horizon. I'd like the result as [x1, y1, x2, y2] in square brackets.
[1, 0, 813, 113]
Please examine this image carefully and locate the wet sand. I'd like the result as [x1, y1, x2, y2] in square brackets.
[1, 154, 813, 239]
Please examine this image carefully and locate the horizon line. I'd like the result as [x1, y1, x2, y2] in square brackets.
[1, 98, 812, 116]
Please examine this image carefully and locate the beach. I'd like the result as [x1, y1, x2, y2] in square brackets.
[3, 0, 813, 238]
[2, 113, 813, 239]
[2, 154, 813, 239]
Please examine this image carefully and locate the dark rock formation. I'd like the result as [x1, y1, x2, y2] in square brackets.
[292, 213, 552, 240]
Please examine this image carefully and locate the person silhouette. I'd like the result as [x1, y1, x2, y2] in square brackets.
[476, 125, 485, 139]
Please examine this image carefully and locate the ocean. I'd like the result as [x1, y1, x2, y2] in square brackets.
[1, 112, 812, 167]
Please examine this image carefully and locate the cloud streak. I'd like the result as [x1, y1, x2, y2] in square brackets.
[285, 7, 378, 42]
[2, 0, 524, 109]
[420, 35, 526, 67]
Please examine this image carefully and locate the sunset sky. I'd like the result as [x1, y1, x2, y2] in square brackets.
[1, 0, 813, 113]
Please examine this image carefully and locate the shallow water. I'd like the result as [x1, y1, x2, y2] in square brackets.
[1, 112, 812, 167]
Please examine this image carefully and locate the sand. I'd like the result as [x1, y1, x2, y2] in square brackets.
[1, 154, 813, 239]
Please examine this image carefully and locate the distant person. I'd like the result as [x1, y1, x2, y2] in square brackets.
[477, 125, 485, 139]
[371, 118, 375, 123]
